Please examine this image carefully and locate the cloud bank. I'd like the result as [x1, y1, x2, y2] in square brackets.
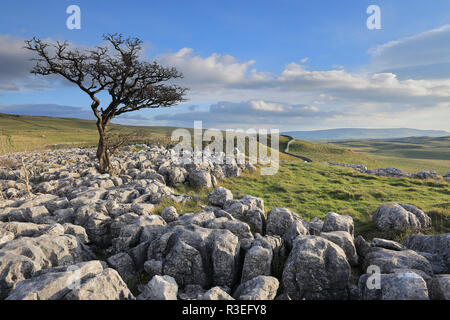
[1, 26, 450, 131]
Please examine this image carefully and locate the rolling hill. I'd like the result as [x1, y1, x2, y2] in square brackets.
[283, 128, 449, 141]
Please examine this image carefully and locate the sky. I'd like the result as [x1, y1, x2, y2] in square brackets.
[1, 0, 450, 131]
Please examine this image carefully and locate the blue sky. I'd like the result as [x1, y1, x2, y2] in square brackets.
[1, 0, 450, 130]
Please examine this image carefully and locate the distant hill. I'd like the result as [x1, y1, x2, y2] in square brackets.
[282, 128, 450, 141]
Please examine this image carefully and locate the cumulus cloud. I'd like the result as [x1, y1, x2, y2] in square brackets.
[157, 48, 269, 89]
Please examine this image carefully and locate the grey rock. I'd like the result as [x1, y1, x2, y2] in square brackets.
[241, 246, 272, 283]
[107, 252, 137, 281]
[429, 275, 450, 300]
[371, 238, 405, 251]
[405, 233, 450, 273]
[137, 275, 178, 300]
[283, 219, 309, 249]
[308, 217, 323, 235]
[161, 206, 179, 223]
[359, 272, 429, 300]
[208, 187, 233, 207]
[188, 170, 213, 188]
[233, 276, 279, 300]
[282, 235, 350, 300]
[143, 258, 162, 277]
[372, 203, 431, 231]
[6, 261, 104, 300]
[266, 207, 298, 237]
[178, 284, 206, 300]
[148, 225, 240, 288]
[0, 234, 93, 298]
[320, 231, 358, 266]
[355, 235, 371, 261]
[322, 212, 354, 237]
[65, 268, 135, 300]
[202, 286, 234, 300]
[363, 247, 433, 276]
[63, 223, 89, 244]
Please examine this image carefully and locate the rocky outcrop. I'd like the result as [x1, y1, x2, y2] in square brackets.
[322, 212, 354, 236]
[0, 146, 448, 300]
[233, 276, 279, 300]
[282, 235, 350, 300]
[137, 275, 178, 300]
[372, 203, 432, 231]
[359, 272, 429, 300]
[328, 162, 444, 181]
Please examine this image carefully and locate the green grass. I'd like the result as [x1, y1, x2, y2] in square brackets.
[220, 160, 449, 239]
[285, 136, 450, 175]
[0, 113, 178, 153]
[332, 136, 450, 175]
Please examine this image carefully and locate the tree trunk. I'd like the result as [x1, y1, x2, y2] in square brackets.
[96, 121, 111, 174]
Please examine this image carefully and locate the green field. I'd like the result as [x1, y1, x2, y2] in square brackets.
[284, 136, 450, 175]
[1, 113, 448, 240]
[0, 113, 177, 153]
[332, 136, 450, 175]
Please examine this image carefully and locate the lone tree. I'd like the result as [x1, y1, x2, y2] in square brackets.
[25, 34, 187, 173]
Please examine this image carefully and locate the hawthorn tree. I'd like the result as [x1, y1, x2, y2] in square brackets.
[25, 34, 187, 173]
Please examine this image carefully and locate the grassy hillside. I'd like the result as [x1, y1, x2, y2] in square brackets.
[0, 113, 177, 153]
[173, 155, 449, 241]
[283, 128, 449, 141]
[285, 137, 450, 175]
[332, 136, 450, 175]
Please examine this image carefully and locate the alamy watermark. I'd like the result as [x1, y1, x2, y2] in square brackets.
[367, 5, 381, 30]
[66, 5, 81, 30]
[170, 121, 279, 175]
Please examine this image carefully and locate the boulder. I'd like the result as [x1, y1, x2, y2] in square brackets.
[283, 219, 309, 249]
[202, 286, 234, 300]
[372, 203, 431, 231]
[322, 212, 354, 236]
[371, 238, 405, 251]
[429, 275, 450, 300]
[64, 268, 135, 300]
[363, 247, 433, 276]
[0, 234, 93, 298]
[359, 272, 429, 300]
[266, 208, 298, 237]
[405, 233, 450, 273]
[320, 231, 358, 266]
[208, 187, 233, 207]
[308, 217, 323, 235]
[6, 261, 104, 300]
[148, 225, 240, 288]
[161, 206, 179, 223]
[233, 276, 279, 300]
[137, 275, 178, 300]
[188, 170, 213, 188]
[241, 245, 272, 283]
[282, 235, 350, 300]
[107, 252, 137, 282]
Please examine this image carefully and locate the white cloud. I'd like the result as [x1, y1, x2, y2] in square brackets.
[300, 57, 309, 63]
[157, 48, 269, 88]
[370, 25, 450, 79]
[1, 27, 450, 131]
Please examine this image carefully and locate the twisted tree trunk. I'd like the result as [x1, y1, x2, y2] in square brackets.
[96, 121, 111, 174]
